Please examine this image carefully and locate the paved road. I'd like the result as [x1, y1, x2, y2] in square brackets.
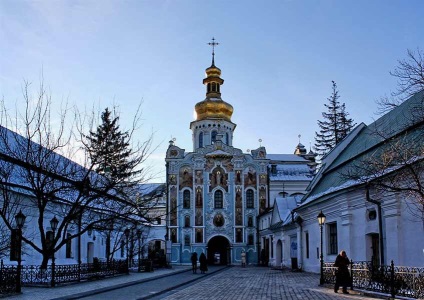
[65, 266, 228, 300]
[153, 267, 378, 300]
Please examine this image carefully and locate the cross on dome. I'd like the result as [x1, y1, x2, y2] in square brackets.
[207, 37, 219, 66]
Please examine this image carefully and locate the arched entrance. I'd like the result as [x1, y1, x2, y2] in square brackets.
[207, 236, 230, 265]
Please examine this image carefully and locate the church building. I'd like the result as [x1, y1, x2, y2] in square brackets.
[165, 44, 316, 266]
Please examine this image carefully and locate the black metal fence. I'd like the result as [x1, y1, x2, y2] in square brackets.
[323, 260, 424, 299]
[0, 260, 17, 295]
[20, 259, 128, 286]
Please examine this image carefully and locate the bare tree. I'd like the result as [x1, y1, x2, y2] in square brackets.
[0, 80, 158, 268]
[377, 48, 424, 114]
[345, 95, 424, 217]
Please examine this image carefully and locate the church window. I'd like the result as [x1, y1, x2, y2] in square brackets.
[225, 132, 229, 144]
[248, 234, 254, 245]
[171, 228, 177, 243]
[183, 190, 190, 209]
[214, 190, 223, 209]
[195, 229, 203, 243]
[207, 83, 211, 93]
[212, 82, 216, 92]
[236, 228, 243, 243]
[328, 223, 338, 255]
[199, 132, 203, 148]
[246, 190, 254, 208]
[248, 216, 253, 227]
[217, 84, 220, 92]
[184, 215, 190, 227]
[211, 130, 217, 143]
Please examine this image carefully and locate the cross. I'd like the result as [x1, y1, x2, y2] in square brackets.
[207, 37, 219, 65]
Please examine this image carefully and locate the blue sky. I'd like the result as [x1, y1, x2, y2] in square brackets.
[1, 0, 423, 182]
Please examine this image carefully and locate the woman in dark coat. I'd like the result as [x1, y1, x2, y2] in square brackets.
[199, 252, 208, 274]
[334, 250, 351, 294]
[191, 252, 198, 274]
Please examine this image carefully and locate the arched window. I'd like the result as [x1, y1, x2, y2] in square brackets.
[212, 82, 216, 92]
[217, 84, 220, 92]
[248, 234, 254, 245]
[207, 83, 211, 93]
[225, 132, 229, 145]
[248, 216, 253, 227]
[246, 190, 254, 208]
[184, 215, 190, 227]
[214, 190, 223, 209]
[199, 132, 203, 148]
[211, 131, 217, 143]
[183, 190, 190, 209]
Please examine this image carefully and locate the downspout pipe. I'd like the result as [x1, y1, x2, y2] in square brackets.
[366, 185, 385, 265]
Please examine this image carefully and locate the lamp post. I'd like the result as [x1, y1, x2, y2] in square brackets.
[15, 210, 26, 293]
[124, 228, 130, 274]
[317, 210, 326, 285]
[50, 216, 59, 287]
[136, 229, 142, 272]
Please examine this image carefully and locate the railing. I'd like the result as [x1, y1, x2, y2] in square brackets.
[20, 259, 128, 287]
[323, 260, 424, 299]
[0, 260, 17, 295]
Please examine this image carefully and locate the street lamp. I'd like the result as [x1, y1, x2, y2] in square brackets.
[137, 229, 142, 272]
[124, 228, 130, 274]
[50, 216, 59, 287]
[317, 210, 326, 285]
[15, 210, 26, 293]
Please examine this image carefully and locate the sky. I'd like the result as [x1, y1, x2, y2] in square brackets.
[1, 0, 423, 183]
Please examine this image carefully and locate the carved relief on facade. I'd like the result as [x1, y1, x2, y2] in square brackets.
[170, 186, 177, 226]
[168, 174, 177, 185]
[209, 166, 228, 192]
[179, 166, 193, 189]
[259, 186, 267, 213]
[195, 170, 203, 185]
[221, 158, 234, 171]
[195, 208, 203, 226]
[235, 188, 243, 226]
[195, 187, 203, 208]
[235, 170, 242, 185]
[213, 213, 225, 227]
[244, 166, 257, 188]
[259, 174, 267, 185]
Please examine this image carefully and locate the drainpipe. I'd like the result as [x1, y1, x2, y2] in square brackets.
[366, 185, 385, 265]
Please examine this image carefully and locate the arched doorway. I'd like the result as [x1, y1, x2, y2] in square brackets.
[207, 236, 230, 265]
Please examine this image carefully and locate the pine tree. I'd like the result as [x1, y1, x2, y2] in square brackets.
[314, 81, 355, 158]
[86, 108, 139, 183]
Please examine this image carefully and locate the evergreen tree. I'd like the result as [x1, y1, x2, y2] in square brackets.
[314, 81, 355, 158]
[86, 108, 139, 184]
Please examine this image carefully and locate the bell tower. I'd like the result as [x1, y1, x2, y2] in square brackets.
[190, 38, 236, 151]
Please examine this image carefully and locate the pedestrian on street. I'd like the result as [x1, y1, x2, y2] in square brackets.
[199, 252, 208, 274]
[334, 250, 351, 294]
[241, 250, 246, 267]
[191, 252, 198, 274]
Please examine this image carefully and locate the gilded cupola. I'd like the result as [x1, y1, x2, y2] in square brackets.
[194, 39, 233, 122]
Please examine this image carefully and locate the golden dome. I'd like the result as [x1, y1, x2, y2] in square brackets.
[195, 99, 233, 122]
[194, 59, 233, 122]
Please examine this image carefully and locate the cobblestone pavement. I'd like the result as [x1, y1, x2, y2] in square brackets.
[158, 267, 377, 300]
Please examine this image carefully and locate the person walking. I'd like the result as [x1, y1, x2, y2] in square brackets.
[199, 252, 208, 274]
[191, 252, 198, 274]
[334, 250, 351, 294]
[241, 250, 246, 267]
